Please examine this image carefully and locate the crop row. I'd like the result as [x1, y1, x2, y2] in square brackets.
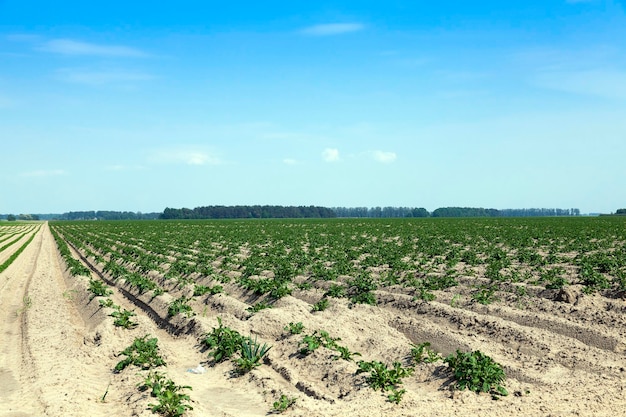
[50, 217, 626, 309]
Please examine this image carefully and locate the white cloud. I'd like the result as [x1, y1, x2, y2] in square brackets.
[20, 169, 67, 178]
[283, 158, 298, 165]
[300, 23, 365, 36]
[322, 148, 340, 162]
[149, 148, 221, 166]
[40, 39, 147, 57]
[56, 68, 155, 85]
[371, 150, 397, 163]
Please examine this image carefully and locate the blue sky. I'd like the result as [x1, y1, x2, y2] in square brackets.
[1, 0, 625, 214]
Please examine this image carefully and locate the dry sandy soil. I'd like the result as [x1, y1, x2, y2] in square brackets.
[1, 224, 625, 416]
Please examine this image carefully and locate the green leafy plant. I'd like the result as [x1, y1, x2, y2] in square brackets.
[333, 345, 361, 362]
[139, 370, 169, 397]
[410, 342, 441, 364]
[89, 279, 113, 298]
[450, 294, 462, 308]
[444, 349, 508, 398]
[99, 298, 116, 309]
[16, 295, 33, 316]
[284, 322, 305, 335]
[324, 283, 346, 298]
[168, 296, 194, 318]
[387, 388, 406, 404]
[311, 298, 329, 312]
[201, 317, 244, 363]
[272, 394, 297, 413]
[298, 330, 340, 355]
[357, 360, 414, 392]
[235, 336, 272, 374]
[147, 376, 193, 417]
[247, 301, 272, 314]
[110, 307, 138, 329]
[193, 284, 223, 296]
[115, 335, 166, 371]
[471, 285, 499, 305]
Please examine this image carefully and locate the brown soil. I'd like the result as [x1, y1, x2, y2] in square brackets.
[1, 224, 624, 416]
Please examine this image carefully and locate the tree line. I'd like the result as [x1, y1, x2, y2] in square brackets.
[332, 206, 580, 218]
[1, 206, 588, 222]
[57, 211, 161, 221]
[160, 205, 337, 220]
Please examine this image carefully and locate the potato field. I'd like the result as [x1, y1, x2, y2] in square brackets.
[1, 217, 625, 416]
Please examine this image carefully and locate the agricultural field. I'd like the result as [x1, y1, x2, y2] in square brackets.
[1, 217, 625, 416]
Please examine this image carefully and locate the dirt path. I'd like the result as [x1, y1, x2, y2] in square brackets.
[0, 223, 125, 417]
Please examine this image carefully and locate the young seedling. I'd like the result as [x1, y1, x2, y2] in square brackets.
[284, 322, 305, 335]
[311, 298, 329, 312]
[272, 394, 297, 413]
[89, 279, 113, 298]
[247, 301, 272, 314]
[333, 345, 361, 362]
[99, 298, 116, 309]
[168, 296, 194, 318]
[110, 306, 138, 329]
[387, 388, 406, 404]
[298, 330, 340, 355]
[193, 284, 223, 296]
[410, 342, 441, 364]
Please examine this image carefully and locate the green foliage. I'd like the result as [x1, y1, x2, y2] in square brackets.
[168, 296, 194, 318]
[272, 394, 297, 413]
[387, 388, 406, 404]
[141, 372, 193, 417]
[298, 330, 340, 355]
[110, 307, 138, 329]
[471, 285, 499, 305]
[89, 279, 113, 298]
[357, 360, 414, 392]
[410, 342, 441, 364]
[115, 335, 166, 371]
[350, 291, 377, 306]
[201, 317, 244, 363]
[99, 298, 116, 309]
[235, 336, 272, 374]
[324, 284, 346, 298]
[444, 350, 508, 398]
[333, 344, 361, 361]
[193, 284, 223, 296]
[312, 298, 330, 312]
[542, 267, 568, 290]
[284, 322, 305, 335]
[247, 301, 272, 314]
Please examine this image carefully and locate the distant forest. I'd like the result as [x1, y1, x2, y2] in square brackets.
[2, 206, 585, 221]
[332, 207, 581, 218]
[56, 211, 161, 221]
[161, 205, 336, 219]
